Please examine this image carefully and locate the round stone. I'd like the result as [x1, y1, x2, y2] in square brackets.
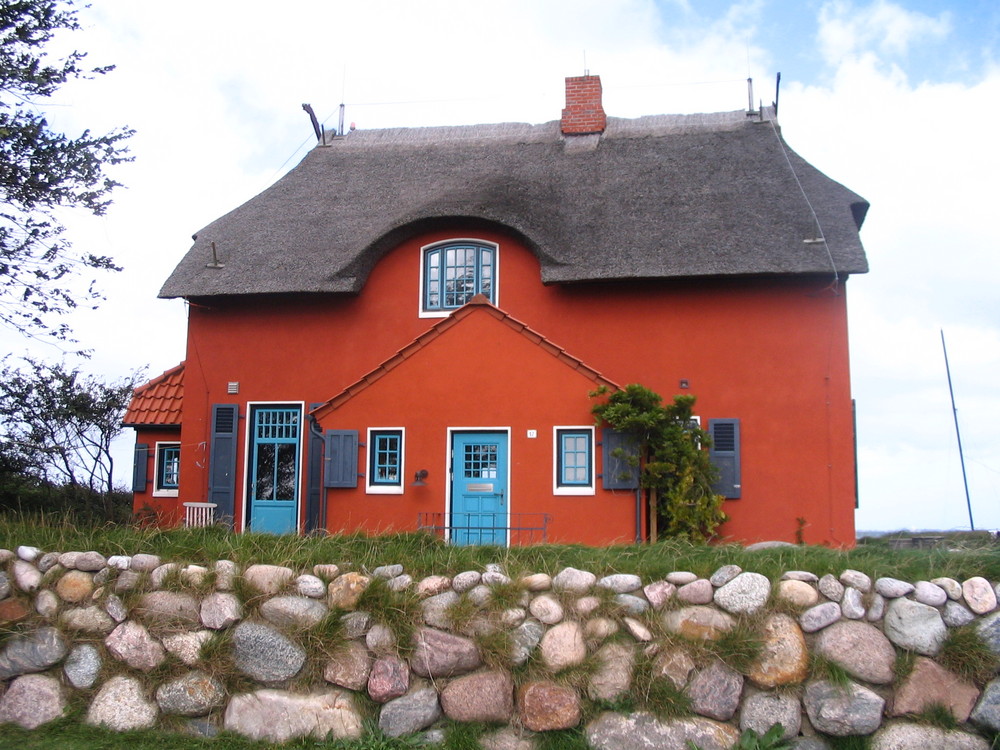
[776, 579, 819, 608]
[232, 622, 305, 682]
[713, 572, 770, 614]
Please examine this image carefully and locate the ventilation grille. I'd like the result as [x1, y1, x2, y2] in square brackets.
[214, 407, 236, 434]
[713, 422, 737, 452]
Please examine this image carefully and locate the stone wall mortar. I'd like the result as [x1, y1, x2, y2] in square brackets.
[1, 545, 999, 749]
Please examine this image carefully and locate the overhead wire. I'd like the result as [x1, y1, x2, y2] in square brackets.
[766, 116, 840, 293]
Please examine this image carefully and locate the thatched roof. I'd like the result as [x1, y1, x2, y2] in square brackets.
[159, 107, 868, 300]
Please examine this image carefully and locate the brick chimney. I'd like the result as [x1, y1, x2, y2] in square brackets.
[561, 75, 607, 135]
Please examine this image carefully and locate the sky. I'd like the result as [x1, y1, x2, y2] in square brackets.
[3, 0, 998, 534]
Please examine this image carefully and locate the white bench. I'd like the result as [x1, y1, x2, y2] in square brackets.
[183, 502, 217, 528]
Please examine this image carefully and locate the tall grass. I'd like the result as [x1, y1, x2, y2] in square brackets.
[3, 511, 1000, 581]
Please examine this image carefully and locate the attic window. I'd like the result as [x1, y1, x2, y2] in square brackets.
[421, 240, 496, 317]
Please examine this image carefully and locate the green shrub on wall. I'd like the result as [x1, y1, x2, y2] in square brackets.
[591, 385, 727, 543]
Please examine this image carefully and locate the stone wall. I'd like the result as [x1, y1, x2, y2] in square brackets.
[2, 544, 1000, 749]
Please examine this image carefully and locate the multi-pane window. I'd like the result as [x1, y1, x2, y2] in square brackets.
[249, 407, 300, 503]
[423, 242, 495, 313]
[154, 442, 180, 496]
[368, 429, 404, 493]
[464, 443, 498, 479]
[554, 428, 594, 494]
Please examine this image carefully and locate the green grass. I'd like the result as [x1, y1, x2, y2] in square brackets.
[892, 649, 917, 686]
[825, 737, 871, 750]
[809, 654, 853, 688]
[4, 512, 1000, 582]
[912, 703, 961, 730]
[5, 514, 1000, 750]
[0, 717, 435, 750]
[937, 624, 1000, 686]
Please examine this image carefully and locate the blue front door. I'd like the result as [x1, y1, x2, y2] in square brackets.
[451, 432, 508, 545]
[247, 406, 300, 534]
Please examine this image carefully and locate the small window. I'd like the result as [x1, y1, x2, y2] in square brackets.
[554, 427, 595, 495]
[421, 240, 497, 316]
[367, 428, 404, 494]
[153, 442, 180, 497]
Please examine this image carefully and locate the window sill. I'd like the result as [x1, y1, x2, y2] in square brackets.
[553, 486, 596, 496]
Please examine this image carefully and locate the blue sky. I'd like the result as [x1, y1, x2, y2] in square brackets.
[4, 0, 998, 534]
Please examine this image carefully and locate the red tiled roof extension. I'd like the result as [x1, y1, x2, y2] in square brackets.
[123, 363, 184, 427]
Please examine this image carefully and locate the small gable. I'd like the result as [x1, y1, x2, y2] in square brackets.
[311, 296, 618, 423]
[123, 363, 185, 427]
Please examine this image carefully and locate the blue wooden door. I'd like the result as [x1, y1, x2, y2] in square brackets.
[451, 432, 508, 545]
[248, 406, 300, 534]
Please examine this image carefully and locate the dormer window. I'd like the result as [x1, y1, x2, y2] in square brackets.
[421, 240, 497, 316]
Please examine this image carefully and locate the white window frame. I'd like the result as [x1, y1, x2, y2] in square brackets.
[418, 238, 499, 318]
[366, 427, 405, 495]
[152, 441, 180, 498]
[553, 426, 595, 496]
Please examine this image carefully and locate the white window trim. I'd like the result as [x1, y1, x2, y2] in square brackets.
[366, 427, 405, 495]
[553, 426, 595, 496]
[151, 441, 180, 498]
[418, 238, 500, 319]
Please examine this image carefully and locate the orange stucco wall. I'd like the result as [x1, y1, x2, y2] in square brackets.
[131, 426, 182, 526]
[174, 225, 857, 546]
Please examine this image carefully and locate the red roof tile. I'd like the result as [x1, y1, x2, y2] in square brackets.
[123, 363, 184, 427]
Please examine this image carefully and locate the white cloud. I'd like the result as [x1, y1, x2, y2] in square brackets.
[6, 1, 996, 533]
[818, 0, 951, 65]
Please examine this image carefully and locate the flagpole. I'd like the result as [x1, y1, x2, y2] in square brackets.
[941, 329, 975, 530]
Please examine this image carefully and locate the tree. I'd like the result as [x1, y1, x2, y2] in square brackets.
[591, 384, 727, 542]
[0, 357, 144, 520]
[1, 1, 132, 341]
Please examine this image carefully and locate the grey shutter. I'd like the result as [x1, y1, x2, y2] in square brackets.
[709, 419, 741, 498]
[132, 443, 149, 492]
[208, 404, 239, 526]
[600, 429, 639, 490]
[325, 429, 358, 488]
[305, 406, 324, 532]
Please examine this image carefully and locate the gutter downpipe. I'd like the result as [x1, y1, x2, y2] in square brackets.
[635, 487, 643, 544]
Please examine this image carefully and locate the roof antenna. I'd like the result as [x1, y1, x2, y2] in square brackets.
[583, 49, 588, 76]
[773, 72, 781, 117]
[301, 103, 324, 144]
[339, 65, 348, 136]
[206, 241, 224, 269]
[746, 78, 757, 116]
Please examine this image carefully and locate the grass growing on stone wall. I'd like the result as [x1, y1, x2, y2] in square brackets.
[354, 578, 422, 655]
[0, 716, 430, 750]
[823, 737, 871, 750]
[892, 649, 917, 686]
[4, 512, 1000, 583]
[808, 654, 853, 688]
[937, 624, 1000, 686]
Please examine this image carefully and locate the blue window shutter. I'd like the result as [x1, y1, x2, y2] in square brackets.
[601, 429, 639, 490]
[208, 404, 239, 526]
[132, 443, 149, 492]
[709, 419, 741, 498]
[325, 429, 359, 488]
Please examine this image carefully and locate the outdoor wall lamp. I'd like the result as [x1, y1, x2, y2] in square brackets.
[412, 469, 429, 486]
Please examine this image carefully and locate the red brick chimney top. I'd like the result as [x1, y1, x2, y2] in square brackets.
[561, 75, 607, 135]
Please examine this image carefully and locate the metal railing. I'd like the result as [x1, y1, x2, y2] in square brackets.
[417, 512, 551, 546]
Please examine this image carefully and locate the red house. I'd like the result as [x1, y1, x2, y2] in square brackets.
[128, 75, 869, 546]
